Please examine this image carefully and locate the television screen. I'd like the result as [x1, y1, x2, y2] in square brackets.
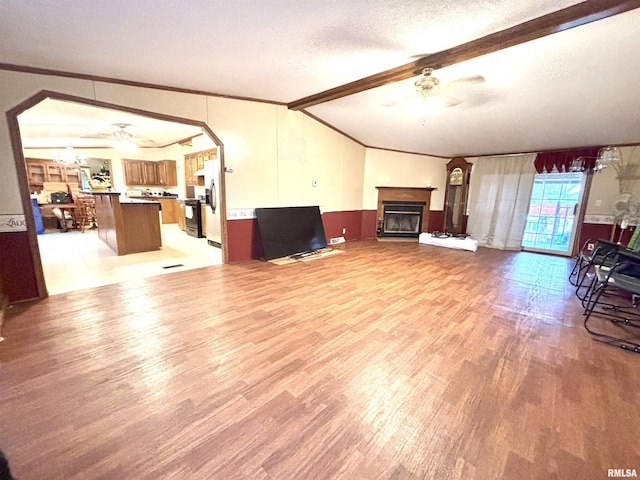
[255, 206, 328, 260]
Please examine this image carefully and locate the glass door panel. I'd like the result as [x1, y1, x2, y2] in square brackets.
[521, 172, 585, 255]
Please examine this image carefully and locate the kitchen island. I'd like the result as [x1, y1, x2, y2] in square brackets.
[127, 194, 178, 224]
[93, 192, 161, 255]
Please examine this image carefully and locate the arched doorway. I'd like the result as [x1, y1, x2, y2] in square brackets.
[7, 90, 228, 299]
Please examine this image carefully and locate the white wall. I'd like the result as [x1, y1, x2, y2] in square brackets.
[362, 149, 448, 210]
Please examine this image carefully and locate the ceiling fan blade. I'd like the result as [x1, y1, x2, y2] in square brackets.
[79, 132, 111, 139]
[446, 74, 486, 86]
[382, 93, 418, 107]
[441, 94, 462, 107]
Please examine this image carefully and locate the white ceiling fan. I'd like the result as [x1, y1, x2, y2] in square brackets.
[384, 67, 486, 108]
[112, 123, 134, 141]
[81, 123, 159, 148]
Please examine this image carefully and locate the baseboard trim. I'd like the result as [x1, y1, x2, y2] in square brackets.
[376, 237, 419, 242]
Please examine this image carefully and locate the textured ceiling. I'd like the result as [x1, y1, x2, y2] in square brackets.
[2, 0, 639, 157]
[18, 99, 203, 149]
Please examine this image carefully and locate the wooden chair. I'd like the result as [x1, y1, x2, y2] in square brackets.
[76, 196, 97, 233]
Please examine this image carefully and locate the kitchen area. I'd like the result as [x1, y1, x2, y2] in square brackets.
[19, 99, 225, 294]
[26, 138, 222, 255]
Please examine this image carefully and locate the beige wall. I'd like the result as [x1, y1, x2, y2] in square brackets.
[0, 70, 366, 217]
[0, 70, 94, 212]
[585, 146, 640, 216]
[362, 147, 631, 218]
[362, 149, 448, 210]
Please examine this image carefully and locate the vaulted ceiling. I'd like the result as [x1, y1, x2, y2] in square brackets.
[2, 1, 639, 157]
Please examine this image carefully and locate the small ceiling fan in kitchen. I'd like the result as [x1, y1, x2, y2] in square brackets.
[110, 123, 144, 150]
[384, 67, 486, 108]
[81, 123, 159, 149]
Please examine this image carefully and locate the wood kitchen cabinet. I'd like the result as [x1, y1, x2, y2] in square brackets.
[26, 158, 80, 192]
[158, 198, 177, 224]
[64, 166, 81, 185]
[123, 159, 178, 187]
[176, 200, 186, 231]
[93, 192, 161, 255]
[184, 148, 217, 186]
[201, 203, 207, 234]
[123, 160, 145, 185]
[27, 162, 46, 185]
[46, 164, 64, 183]
[184, 157, 194, 186]
[157, 160, 178, 186]
[142, 162, 158, 185]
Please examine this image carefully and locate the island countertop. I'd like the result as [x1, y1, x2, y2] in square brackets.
[119, 198, 161, 205]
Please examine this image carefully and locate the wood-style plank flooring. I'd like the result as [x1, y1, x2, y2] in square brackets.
[1, 240, 639, 479]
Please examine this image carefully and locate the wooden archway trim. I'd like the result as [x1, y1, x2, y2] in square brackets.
[6, 90, 228, 300]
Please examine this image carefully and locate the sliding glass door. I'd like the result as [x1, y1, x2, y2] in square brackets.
[521, 172, 586, 255]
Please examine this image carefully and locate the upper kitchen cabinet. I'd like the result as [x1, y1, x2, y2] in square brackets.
[157, 160, 178, 186]
[184, 147, 217, 186]
[142, 161, 158, 186]
[26, 158, 80, 192]
[123, 160, 145, 185]
[123, 159, 178, 187]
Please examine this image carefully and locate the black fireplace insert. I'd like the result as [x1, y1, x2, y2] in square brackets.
[378, 201, 425, 238]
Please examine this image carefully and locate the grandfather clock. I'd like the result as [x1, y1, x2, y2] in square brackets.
[444, 157, 472, 234]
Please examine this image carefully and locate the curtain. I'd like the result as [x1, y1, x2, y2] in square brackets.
[467, 154, 536, 250]
[534, 147, 601, 173]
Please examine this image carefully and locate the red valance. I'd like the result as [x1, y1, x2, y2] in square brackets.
[534, 147, 602, 174]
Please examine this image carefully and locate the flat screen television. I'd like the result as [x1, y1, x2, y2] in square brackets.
[255, 206, 328, 260]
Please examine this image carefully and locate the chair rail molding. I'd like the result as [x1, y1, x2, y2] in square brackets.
[0, 214, 27, 232]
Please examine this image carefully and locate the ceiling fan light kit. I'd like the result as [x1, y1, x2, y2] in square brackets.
[570, 146, 623, 173]
[414, 67, 440, 99]
[111, 123, 138, 150]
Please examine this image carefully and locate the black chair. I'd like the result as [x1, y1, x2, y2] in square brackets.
[569, 239, 624, 286]
[570, 239, 621, 301]
[582, 249, 640, 354]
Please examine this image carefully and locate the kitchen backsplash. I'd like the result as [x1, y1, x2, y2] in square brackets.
[126, 188, 178, 197]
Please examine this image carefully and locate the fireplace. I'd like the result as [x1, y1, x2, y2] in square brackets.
[375, 186, 436, 239]
[379, 201, 425, 238]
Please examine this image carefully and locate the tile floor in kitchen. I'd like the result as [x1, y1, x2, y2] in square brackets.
[37, 223, 222, 295]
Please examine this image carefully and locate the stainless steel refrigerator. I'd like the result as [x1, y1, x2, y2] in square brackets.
[204, 159, 222, 247]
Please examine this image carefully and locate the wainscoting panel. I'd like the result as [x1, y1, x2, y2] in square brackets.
[0, 231, 39, 302]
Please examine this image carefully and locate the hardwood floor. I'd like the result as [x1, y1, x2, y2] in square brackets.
[1, 240, 638, 479]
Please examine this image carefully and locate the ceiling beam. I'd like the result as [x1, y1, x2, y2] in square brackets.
[287, 0, 640, 111]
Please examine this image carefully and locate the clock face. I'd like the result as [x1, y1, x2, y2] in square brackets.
[450, 167, 463, 186]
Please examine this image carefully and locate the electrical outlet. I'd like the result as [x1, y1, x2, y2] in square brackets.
[330, 236, 345, 245]
[342, 228, 346, 234]
[587, 243, 595, 251]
